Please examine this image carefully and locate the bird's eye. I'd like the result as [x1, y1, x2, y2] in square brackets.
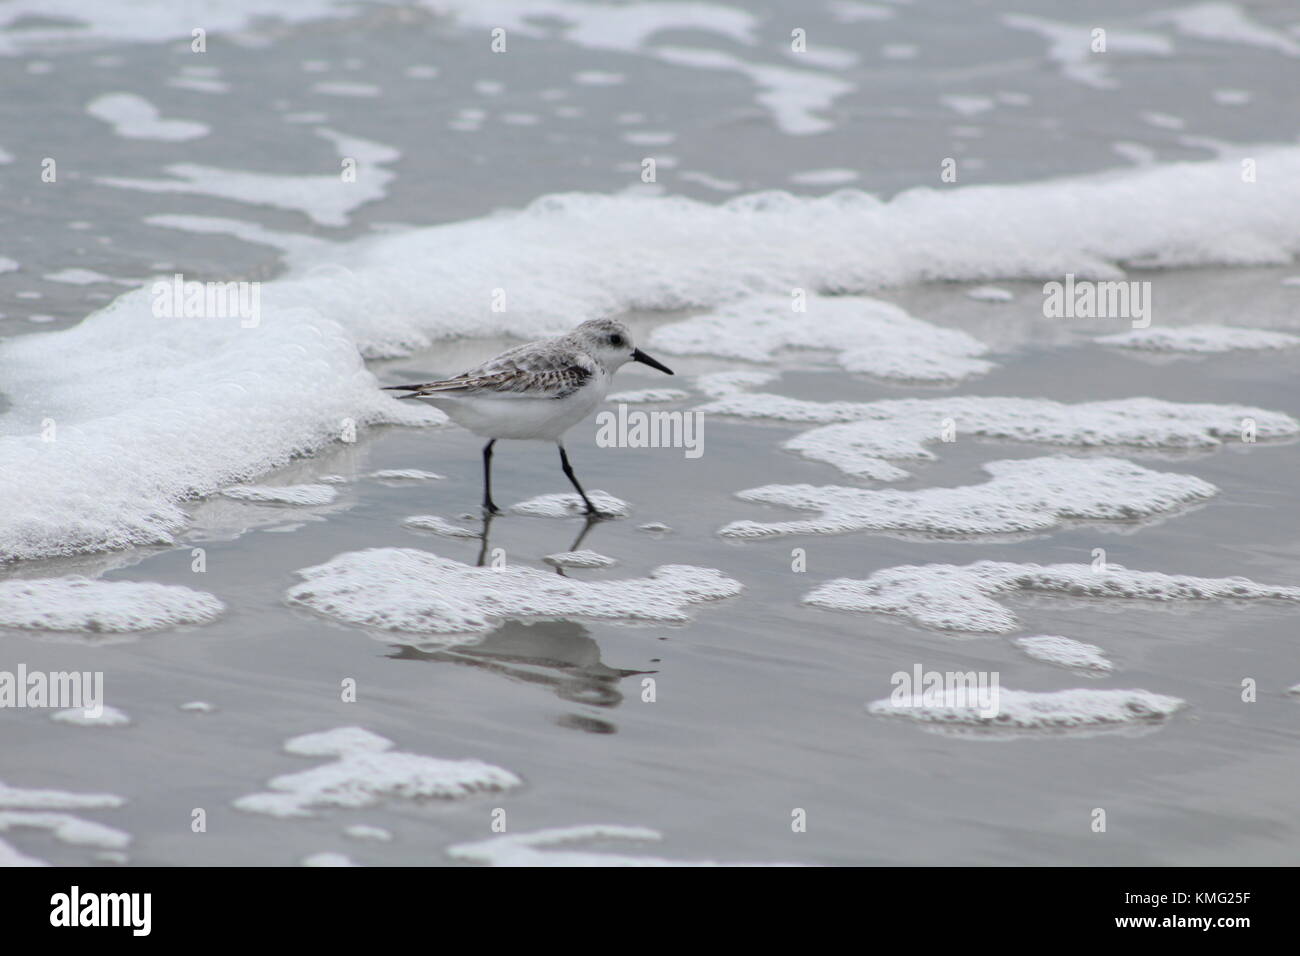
[609, 334, 625, 348]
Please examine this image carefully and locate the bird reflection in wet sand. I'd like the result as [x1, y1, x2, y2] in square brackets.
[388, 619, 652, 732]
[475, 510, 600, 574]
[404, 508, 648, 731]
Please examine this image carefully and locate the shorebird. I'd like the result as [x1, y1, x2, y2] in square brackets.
[384, 318, 674, 517]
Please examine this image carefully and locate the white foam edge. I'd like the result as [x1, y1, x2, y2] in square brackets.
[696, 391, 1297, 480]
[285, 547, 742, 637]
[720, 456, 1215, 539]
[867, 687, 1184, 734]
[447, 824, 803, 867]
[0, 577, 224, 632]
[234, 726, 522, 817]
[805, 560, 1300, 633]
[8, 147, 1300, 564]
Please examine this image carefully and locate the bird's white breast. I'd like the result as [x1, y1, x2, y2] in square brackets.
[421, 368, 609, 441]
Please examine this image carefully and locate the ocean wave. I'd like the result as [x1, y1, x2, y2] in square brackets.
[3, 149, 1299, 562]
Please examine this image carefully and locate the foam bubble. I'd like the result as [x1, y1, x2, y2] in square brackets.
[544, 550, 617, 569]
[606, 388, 690, 403]
[97, 128, 398, 227]
[0, 811, 131, 850]
[867, 688, 1184, 736]
[222, 483, 339, 506]
[86, 93, 208, 141]
[1212, 88, 1252, 106]
[344, 824, 392, 841]
[651, 294, 992, 384]
[789, 168, 860, 186]
[144, 213, 330, 257]
[941, 95, 994, 116]
[623, 130, 675, 146]
[696, 370, 780, 398]
[1096, 325, 1300, 352]
[0, 0, 349, 55]
[965, 285, 1014, 302]
[511, 491, 630, 518]
[301, 851, 358, 866]
[806, 560, 1300, 633]
[1152, 3, 1300, 57]
[368, 469, 445, 481]
[1003, 15, 1173, 89]
[652, 46, 852, 136]
[285, 726, 393, 757]
[51, 706, 131, 727]
[43, 268, 118, 286]
[829, 2, 895, 23]
[721, 456, 1215, 539]
[286, 547, 742, 637]
[0, 578, 224, 633]
[0, 778, 127, 865]
[1013, 635, 1114, 675]
[234, 726, 521, 817]
[311, 82, 380, 97]
[0, 780, 123, 810]
[167, 76, 230, 94]
[678, 171, 741, 192]
[697, 391, 1298, 478]
[447, 824, 801, 867]
[402, 515, 480, 539]
[1142, 111, 1185, 131]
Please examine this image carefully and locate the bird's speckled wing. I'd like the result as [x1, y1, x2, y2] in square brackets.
[385, 344, 596, 400]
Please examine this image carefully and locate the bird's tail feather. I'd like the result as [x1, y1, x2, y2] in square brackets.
[383, 382, 469, 399]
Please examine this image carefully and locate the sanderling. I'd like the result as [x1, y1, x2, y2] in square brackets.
[384, 318, 674, 517]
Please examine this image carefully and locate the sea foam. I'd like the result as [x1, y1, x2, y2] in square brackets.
[0, 778, 126, 867]
[720, 457, 1215, 539]
[1096, 325, 1300, 353]
[698, 390, 1297, 479]
[805, 560, 1300, 633]
[650, 293, 993, 384]
[0, 577, 224, 633]
[6, 150, 1300, 563]
[447, 824, 801, 867]
[867, 687, 1185, 737]
[1013, 635, 1114, 675]
[234, 726, 521, 818]
[286, 547, 742, 639]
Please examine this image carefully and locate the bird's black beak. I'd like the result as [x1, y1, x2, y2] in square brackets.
[631, 348, 674, 375]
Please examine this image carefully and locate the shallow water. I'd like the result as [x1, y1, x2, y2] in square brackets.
[4, 328, 1298, 866]
[2, 0, 1300, 866]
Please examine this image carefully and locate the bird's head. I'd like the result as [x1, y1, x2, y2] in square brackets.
[571, 318, 674, 375]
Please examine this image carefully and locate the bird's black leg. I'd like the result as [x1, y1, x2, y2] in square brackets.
[558, 443, 601, 517]
[482, 439, 501, 515]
